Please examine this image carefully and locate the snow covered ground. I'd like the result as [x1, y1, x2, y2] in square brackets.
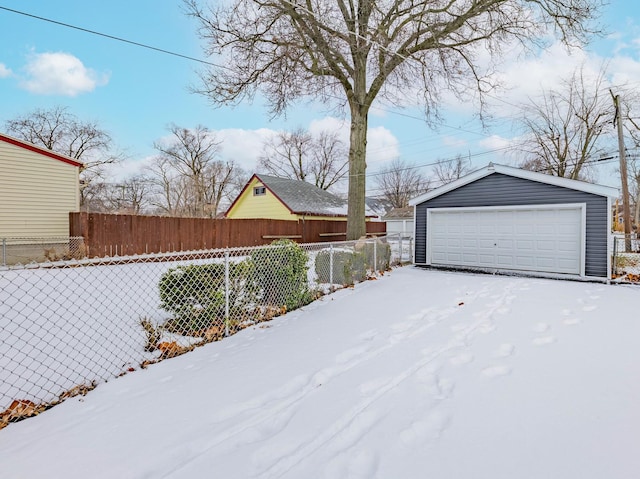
[1, 267, 639, 479]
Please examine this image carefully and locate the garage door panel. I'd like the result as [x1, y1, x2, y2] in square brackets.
[536, 240, 555, 251]
[429, 206, 582, 275]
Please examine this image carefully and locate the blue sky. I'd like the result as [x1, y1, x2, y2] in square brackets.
[1, 0, 640, 192]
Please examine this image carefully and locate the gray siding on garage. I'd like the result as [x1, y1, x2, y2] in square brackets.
[414, 173, 609, 277]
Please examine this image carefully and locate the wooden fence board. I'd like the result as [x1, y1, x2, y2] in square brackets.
[70, 213, 386, 257]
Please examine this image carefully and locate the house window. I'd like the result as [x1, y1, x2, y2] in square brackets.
[253, 186, 266, 196]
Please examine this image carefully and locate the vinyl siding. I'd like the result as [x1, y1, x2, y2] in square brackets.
[0, 141, 79, 238]
[414, 173, 609, 278]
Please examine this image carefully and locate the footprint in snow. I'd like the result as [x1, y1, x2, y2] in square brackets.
[563, 317, 582, 326]
[449, 351, 474, 366]
[582, 305, 597, 312]
[493, 343, 515, 358]
[323, 450, 379, 479]
[532, 322, 550, 333]
[400, 410, 452, 445]
[561, 309, 572, 316]
[532, 336, 556, 346]
[481, 365, 512, 378]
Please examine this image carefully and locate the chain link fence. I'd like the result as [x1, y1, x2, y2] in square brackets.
[612, 234, 640, 281]
[1, 237, 86, 266]
[0, 234, 408, 428]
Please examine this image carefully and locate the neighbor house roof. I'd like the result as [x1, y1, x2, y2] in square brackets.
[0, 132, 84, 168]
[382, 207, 414, 220]
[227, 173, 378, 217]
[409, 163, 619, 206]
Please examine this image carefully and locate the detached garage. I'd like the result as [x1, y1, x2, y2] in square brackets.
[409, 164, 618, 280]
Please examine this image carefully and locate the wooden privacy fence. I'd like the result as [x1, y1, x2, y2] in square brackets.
[70, 212, 386, 257]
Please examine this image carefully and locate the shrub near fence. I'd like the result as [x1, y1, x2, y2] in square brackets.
[0, 235, 405, 428]
[70, 212, 387, 257]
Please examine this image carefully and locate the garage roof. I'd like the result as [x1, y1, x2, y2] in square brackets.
[409, 163, 619, 206]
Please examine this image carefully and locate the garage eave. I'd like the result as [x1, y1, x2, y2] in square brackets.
[409, 163, 619, 206]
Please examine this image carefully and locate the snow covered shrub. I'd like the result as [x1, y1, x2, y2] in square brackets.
[314, 249, 366, 286]
[356, 239, 391, 272]
[315, 249, 353, 285]
[250, 239, 315, 311]
[158, 261, 255, 336]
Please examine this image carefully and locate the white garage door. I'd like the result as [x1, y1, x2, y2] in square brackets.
[427, 205, 584, 275]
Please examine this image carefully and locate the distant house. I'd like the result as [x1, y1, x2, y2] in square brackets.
[0, 132, 82, 238]
[382, 207, 414, 237]
[226, 174, 379, 221]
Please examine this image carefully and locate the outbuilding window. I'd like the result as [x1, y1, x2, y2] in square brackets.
[253, 186, 266, 196]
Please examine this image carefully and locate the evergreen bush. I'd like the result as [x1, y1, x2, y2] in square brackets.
[158, 261, 255, 335]
[250, 239, 314, 311]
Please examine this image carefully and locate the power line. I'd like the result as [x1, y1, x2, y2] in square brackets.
[0, 4, 513, 145]
[0, 5, 221, 68]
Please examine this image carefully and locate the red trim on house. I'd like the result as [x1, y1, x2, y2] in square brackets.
[0, 133, 84, 168]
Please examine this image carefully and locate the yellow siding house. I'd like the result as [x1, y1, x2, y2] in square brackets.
[0, 132, 82, 238]
[226, 174, 380, 220]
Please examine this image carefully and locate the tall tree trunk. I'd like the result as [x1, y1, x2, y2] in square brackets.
[346, 104, 368, 240]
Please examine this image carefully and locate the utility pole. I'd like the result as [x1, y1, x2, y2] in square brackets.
[611, 91, 632, 251]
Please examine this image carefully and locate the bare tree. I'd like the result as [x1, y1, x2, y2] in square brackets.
[310, 130, 349, 190]
[374, 158, 430, 208]
[104, 176, 153, 214]
[259, 128, 313, 181]
[150, 124, 245, 217]
[432, 155, 472, 186]
[515, 64, 613, 181]
[259, 127, 348, 190]
[185, 0, 601, 239]
[5, 105, 122, 209]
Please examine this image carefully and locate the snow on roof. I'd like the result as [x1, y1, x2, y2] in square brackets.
[254, 174, 379, 217]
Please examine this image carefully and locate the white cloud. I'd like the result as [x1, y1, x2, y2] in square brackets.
[215, 127, 277, 172]
[0, 63, 12, 78]
[20, 52, 109, 96]
[308, 116, 400, 165]
[441, 135, 468, 149]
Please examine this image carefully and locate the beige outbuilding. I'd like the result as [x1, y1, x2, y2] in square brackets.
[0, 132, 82, 239]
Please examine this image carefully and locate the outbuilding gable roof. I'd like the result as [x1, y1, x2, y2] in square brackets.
[409, 163, 619, 206]
[382, 207, 414, 220]
[0, 132, 84, 168]
[228, 173, 378, 217]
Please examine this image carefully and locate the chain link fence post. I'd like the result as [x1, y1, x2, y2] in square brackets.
[329, 243, 334, 288]
[409, 237, 414, 263]
[1, 238, 5, 267]
[373, 239, 378, 274]
[224, 248, 230, 337]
